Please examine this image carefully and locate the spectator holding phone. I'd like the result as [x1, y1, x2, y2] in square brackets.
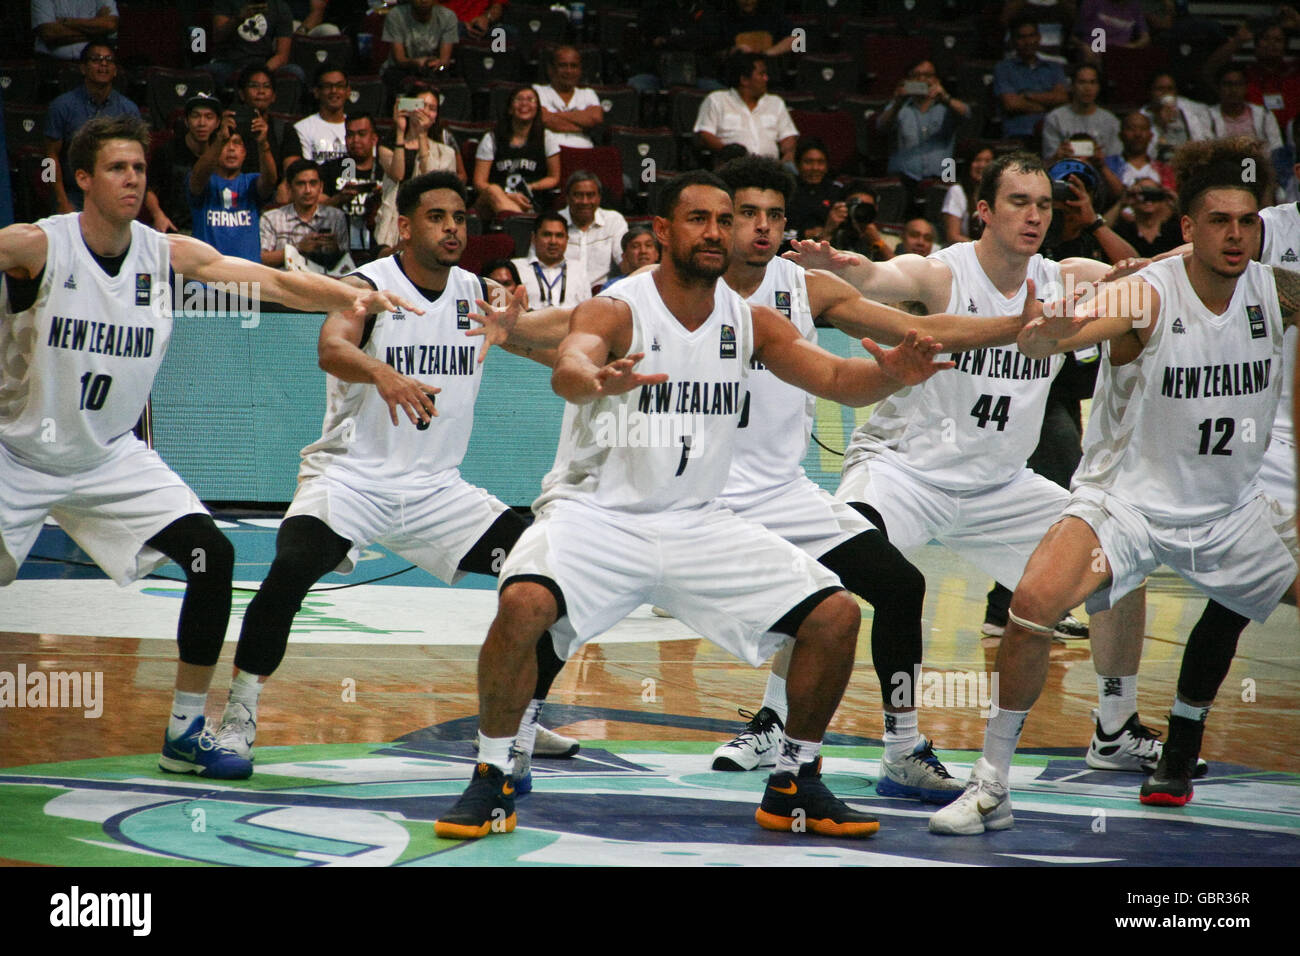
[1108, 181, 1181, 257]
[374, 88, 464, 255]
[189, 109, 276, 263]
[472, 86, 560, 216]
[876, 58, 969, 209]
[234, 64, 294, 175]
[1041, 63, 1120, 163]
[260, 159, 347, 270]
[155, 94, 223, 230]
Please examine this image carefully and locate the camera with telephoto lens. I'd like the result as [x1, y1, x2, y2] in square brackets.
[846, 197, 877, 227]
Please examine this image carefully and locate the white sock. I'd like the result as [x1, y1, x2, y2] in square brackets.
[882, 710, 920, 761]
[982, 706, 1029, 782]
[1171, 698, 1210, 723]
[227, 672, 263, 714]
[1096, 674, 1138, 734]
[477, 732, 515, 773]
[774, 734, 820, 774]
[168, 690, 207, 739]
[761, 673, 788, 723]
[514, 700, 543, 756]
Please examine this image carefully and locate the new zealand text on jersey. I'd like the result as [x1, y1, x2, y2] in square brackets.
[384, 343, 478, 376]
[46, 316, 155, 358]
[637, 380, 741, 415]
[1159, 359, 1272, 399]
[949, 346, 1053, 380]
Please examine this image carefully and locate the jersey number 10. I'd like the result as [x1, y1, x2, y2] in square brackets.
[78, 372, 112, 411]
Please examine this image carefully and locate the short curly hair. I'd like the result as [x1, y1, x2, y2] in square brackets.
[1172, 135, 1273, 214]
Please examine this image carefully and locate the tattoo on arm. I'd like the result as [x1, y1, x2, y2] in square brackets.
[1275, 266, 1300, 323]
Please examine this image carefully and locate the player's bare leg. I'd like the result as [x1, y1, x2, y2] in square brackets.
[434, 581, 557, 839]
[756, 591, 881, 837]
[930, 517, 1110, 834]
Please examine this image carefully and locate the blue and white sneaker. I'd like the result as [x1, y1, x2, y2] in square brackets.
[512, 747, 533, 796]
[877, 736, 964, 804]
[159, 716, 252, 779]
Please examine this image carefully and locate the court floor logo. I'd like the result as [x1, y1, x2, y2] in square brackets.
[1, 729, 1298, 867]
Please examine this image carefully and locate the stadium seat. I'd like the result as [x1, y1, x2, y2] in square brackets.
[0, 61, 40, 105]
[795, 55, 857, 107]
[508, 5, 572, 60]
[347, 76, 386, 117]
[608, 125, 677, 195]
[117, 1, 184, 71]
[273, 72, 304, 115]
[458, 41, 524, 87]
[860, 34, 932, 97]
[145, 68, 215, 129]
[435, 82, 472, 121]
[291, 35, 354, 79]
[862, 176, 908, 223]
[789, 109, 857, 176]
[5, 105, 46, 153]
[591, 84, 639, 129]
[559, 145, 624, 207]
[461, 233, 517, 274]
[497, 212, 537, 257]
[483, 82, 527, 121]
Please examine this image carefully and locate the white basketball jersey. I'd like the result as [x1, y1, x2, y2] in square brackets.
[1074, 256, 1285, 523]
[723, 256, 816, 497]
[298, 256, 486, 489]
[535, 271, 753, 514]
[1258, 202, 1298, 449]
[843, 242, 1064, 490]
[0, 214, 171, 474]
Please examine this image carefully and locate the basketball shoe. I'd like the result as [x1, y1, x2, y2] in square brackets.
[877, 737, 963, 803]
[215, 701, 257, 762]
[534, 724, 580, 758]
[159, 716, 253, 779]
[1086, 709, 1208, 776]
[435, 763, 518, 839]
[712, 707, 783, 771]
[1139, 715, 1206, 807]
[513, 747, 533, 796]
[755, 757, 880, 837]
[928, 757, 1013, 835]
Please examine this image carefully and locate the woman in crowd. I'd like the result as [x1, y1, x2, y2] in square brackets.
[472, 86, 561, 216]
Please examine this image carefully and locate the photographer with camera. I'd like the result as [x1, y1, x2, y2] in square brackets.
[826, 184, 894, 261]
[876, 59, 969, 209]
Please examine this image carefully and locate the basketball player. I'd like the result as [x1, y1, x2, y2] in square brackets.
[0, 115, 419, 779]
[786, 153, 1154, 774]
[433, 170, 957, 839]
[1084, 169, 1300, 790]
[930, 136, 1298, 834]
[706, 156, 1048, 803]
[218, 171, 579, 782]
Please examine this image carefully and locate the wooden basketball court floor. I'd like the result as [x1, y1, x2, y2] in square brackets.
[1, 516, 1297, 868]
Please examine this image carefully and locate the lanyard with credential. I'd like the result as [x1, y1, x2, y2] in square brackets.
[532, 261, 566, 306]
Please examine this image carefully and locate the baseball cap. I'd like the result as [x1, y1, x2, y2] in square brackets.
[185, 94, 223, 115]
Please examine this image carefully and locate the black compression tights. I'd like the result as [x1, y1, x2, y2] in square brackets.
[817, 527, 926, 706]
[1177, 599, 1251, 705]
[235, 512, 566, 696]
[146, 514, 236, 667]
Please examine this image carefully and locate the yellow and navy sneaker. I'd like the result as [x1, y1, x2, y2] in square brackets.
[434, 762, 518, 839]
[755, 758, 880, 837]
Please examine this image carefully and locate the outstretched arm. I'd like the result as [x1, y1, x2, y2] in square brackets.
[1018, 276, 1158, 359]
[783, 239, 953, 312]
[551, 296, 666, 404]
[168, 234, 422, 320]
[753, 305, 953, 406]
[466, 281, 569, 367]
[317, 278, 439, 427]
[808, 269, 1023, 351]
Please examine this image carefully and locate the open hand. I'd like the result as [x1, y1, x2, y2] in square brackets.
[594, 352, 669, 396]
[466, 285, 529, 363]
[782, 238, 865, 273]
[862, 329, 955, 386]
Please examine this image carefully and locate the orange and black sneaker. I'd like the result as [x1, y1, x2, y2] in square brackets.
[434, 762, 518, 839]
[755, 758, 879, 838]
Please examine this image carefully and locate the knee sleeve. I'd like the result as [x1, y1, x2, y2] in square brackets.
[532, 631, 565, 699]
[1177, 600, 1250, 704]
[819, 530, 925, 700]
[147, 514, 235, 667]
[234, 516, 351, 676]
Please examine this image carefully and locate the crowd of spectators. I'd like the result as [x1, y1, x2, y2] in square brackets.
[10, 0, 1300, 288]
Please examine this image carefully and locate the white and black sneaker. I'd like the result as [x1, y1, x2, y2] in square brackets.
[712, 707, 783, 771]
[215, 701, 257, 762]
[1086, 709, 1207, 776]
[534, 724, 580, 758]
